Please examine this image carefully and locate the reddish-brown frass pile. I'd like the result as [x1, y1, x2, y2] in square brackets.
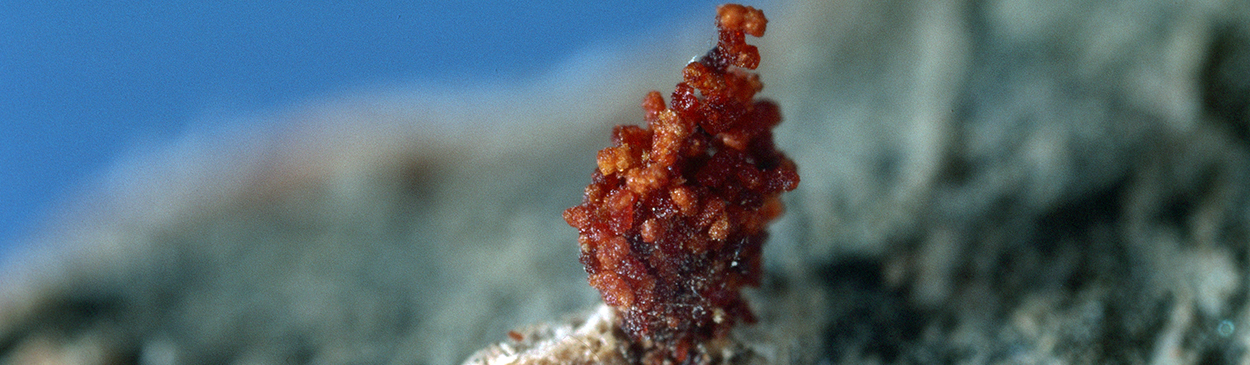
[562, 4, 798, 363]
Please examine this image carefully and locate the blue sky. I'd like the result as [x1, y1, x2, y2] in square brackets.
[0, 1, 728, 261]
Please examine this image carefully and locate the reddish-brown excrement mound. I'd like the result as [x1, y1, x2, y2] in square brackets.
[563, 4, 797, 364]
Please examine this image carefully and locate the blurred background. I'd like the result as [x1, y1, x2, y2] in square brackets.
[4, 1, 1249, 363]
[0, 0, 730, 264]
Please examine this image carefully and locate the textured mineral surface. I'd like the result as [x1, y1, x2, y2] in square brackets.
[462, 304, 778, 365]
[562, 5, 796, 363]
[3, 0, 1250, 364]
